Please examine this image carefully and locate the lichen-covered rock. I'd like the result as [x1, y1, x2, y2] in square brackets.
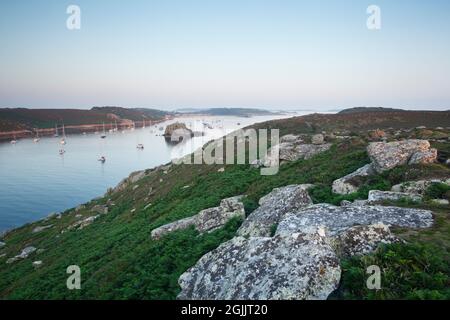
[112, 170, 146, 193]
[368, 140, 436, 173]
[66, 215, 100, 231]
[6, 246, 37, 264]
[333, 224, 401, 257]
[311, 134, 325, 145]
[332, 164, 375, 195]
[431, 199, 449, 206]
[408, 148, 438, 165]
[32, 224, 53, 233]
[263, 138, 332, 167]
[367, 190, 422, 204]
[391, 179, 444, 195]
[177, 230, 341, 300]
[237, 185, 313, 237]
[91, 204, 108, 215]
[276, 204, 433, 236]
[151, 196, 245, 239]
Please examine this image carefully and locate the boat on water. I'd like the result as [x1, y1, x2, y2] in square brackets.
[54, 124, 59, 137]
[10, 136, 17, 144]
[33, 129, 40, 142]
[98, 156, 106, 163]
[101, 122, 107, 139]
[59, 149, 65, 155]
[60, 123, 66, 145]
[136, 144, 144, 150]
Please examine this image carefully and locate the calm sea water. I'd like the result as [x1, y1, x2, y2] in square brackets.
[0, 114, 294, 231]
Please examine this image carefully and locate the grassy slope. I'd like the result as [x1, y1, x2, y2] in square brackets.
[0, 114, 449, 299]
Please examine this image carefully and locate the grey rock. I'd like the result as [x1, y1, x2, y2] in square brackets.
[431, 199, 449, 206]
[276, 204, 433, 236]
[7, 246, 37, 264]
[368, 190, 422, 204]
[0, 241, 5, 248]
[391, 179, 449, 195]
[311, 134, 325, 145]
[112, 170, 146, 194]
[280, 134, 301, 143]
[237, 185, 313, 237]
[333, 224, 401, 257]
[408, 148, 438, 165]
[32, 224, 53, 233]
[332, 164, 375, 195]
[151, 196, 245, 239]
[91, 205, 108, 215]
[32, 260, 43, 268]
[263, 139, 332, 167]
[178, 230, 341, 300]
[67, 215, 100, 231]
[368, 140, 436, 173]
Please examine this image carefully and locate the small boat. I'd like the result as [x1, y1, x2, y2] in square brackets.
[136, 144, 144, 149]
[10, 139, 17, 144]
[33, 129, 40, 142]
[59, 149, 65, 155]
[98, 156, 106, 163]
[101, 122, 107, 139]
[54, 124, 59, 137]
[60, 123, 67, 144]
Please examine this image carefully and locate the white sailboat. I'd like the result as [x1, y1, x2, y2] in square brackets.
[10, 134, 17, 144]
[60, 123, 66, 145]
[33, 129, 40, 143]
[54, 124, 59, 137]
[101, 122, 107, 139]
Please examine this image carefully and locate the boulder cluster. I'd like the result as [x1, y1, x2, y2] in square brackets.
[151, 196, 245, 239]
[174, 183, 434, 300]
[333, 139, 438, 195]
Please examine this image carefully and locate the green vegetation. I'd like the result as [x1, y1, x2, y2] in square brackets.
[0, 116, 449, 300]
[339, 242, 450, 300]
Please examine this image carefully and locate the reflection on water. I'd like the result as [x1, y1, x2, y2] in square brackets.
[0, 114, 294, 231]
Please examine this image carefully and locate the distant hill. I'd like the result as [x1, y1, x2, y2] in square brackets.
[175, 108, 277, 117]
[251, 109, 450, 136]
[0, 107, 171, 132]
[338, 107, 404, 114]
[91, 107, 171, 121]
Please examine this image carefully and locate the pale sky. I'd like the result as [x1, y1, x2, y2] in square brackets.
[1, 0, 449, 110]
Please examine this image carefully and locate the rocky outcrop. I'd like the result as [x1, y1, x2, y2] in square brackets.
[332, 164, 375, 195]
[66, 215, 100, 232]
[151, 196, 245, 239]
[391, 179, 450, 195]
[237, 185, 313, 237]
[333, 224, 401, 257]
[6, 246, 37, 264]
[311, 134, 325, 145]
[263, 135, 331, 167]
[276, 204, 433, 236]
[178, 229, 341, 300]
[91, 204, 108, 215]
[408, 149, 438, 165]
[112, 170, 146, 193]
[0, 241, 5, 248]
[32, 224, 53, 233]
[368, 140, 437, 173]
[164, 122, 193, 144]
[367, 190, 422, 204]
